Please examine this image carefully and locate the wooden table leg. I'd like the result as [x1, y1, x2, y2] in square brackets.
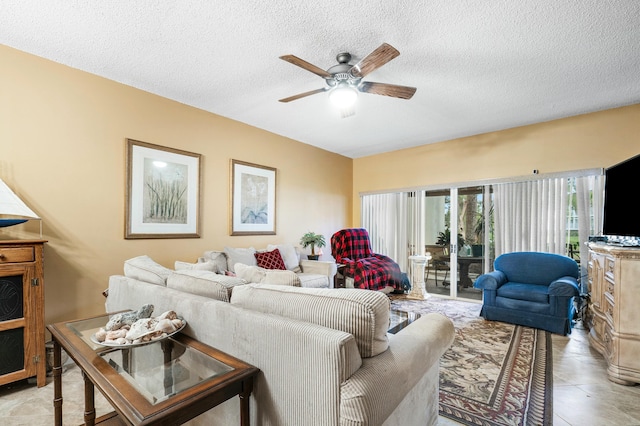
[459, 261, 471, 288]
[239, 377, 254, 426]
[83, 371, 96, 426]
[52, 340, 63, 426]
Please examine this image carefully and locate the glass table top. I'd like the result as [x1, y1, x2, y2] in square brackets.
[388, 310, 421, 334]
[65, 313, 234, 405]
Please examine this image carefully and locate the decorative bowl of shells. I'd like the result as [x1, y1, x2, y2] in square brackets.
[91, 304, 186, 347]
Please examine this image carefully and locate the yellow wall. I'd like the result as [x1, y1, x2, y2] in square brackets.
[353, 104, 640, 224]
[0, 45, 353, 324]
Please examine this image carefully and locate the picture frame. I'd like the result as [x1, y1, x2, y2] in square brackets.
[230, 160, 277, 235]
[125, 139, 201, 239]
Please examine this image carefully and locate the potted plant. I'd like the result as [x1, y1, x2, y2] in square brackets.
[300, 231, 326, 260]
[436, 227, 465, 251]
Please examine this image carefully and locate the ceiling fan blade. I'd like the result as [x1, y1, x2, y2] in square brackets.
[278, 88, 328, 103]
[350, 43, 400, 78]
[279, 55, 332, 78]
[359, 82, 417, 99]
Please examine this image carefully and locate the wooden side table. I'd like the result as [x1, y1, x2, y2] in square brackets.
[48, 313, 259, 425]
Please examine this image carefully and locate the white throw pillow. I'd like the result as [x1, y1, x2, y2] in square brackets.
[266, 244, 301, 272]
[223, 247, 257, 272]
[234, 263, 266, 283]
[123, 255, 172, 286]
[201, 251, 229, 274]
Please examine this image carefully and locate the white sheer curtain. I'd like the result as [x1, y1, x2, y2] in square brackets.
[361, 192, 409, 272]
[361, 192, 424, 273]
[493, 174, 604, 263]
[575, 174, 605, 283]
[493, 178, 568, 255]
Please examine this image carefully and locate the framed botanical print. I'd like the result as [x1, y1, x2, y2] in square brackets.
[125, 139, 201, 239]
[230, 159, 276, 235]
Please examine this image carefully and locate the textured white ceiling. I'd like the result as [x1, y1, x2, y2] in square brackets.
[1, 1, 639, 158]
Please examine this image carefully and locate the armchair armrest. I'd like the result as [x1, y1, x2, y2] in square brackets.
[549, 276, 580, 296]
[299, 259, 337, 278]
[473, 270, 507, 290]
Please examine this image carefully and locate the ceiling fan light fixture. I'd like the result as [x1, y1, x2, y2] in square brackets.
[329, 83, 358, 108]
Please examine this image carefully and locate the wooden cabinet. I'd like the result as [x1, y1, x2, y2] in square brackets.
[587, 243, 640, 385]
[0, 239, 46, 387]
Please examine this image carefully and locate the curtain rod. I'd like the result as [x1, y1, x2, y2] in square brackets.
[359, 167, 604, 197]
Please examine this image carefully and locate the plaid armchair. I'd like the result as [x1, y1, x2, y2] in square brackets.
[331, 228, 403, 291]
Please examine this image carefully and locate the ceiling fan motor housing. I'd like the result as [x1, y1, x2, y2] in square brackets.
[326, 53, 361, 88]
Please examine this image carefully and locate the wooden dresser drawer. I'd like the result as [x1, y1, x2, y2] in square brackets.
[0, 246, 35, 263]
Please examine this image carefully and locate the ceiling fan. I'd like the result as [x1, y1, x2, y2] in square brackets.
[278, 43, 417, 108]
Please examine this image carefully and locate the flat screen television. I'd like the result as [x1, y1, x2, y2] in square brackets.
[602, 153, 640, 238]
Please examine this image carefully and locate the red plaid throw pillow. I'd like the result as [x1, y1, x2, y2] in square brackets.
[255, 249, 287, 270]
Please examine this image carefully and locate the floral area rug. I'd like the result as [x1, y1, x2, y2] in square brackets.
[390, 295, 552, 426]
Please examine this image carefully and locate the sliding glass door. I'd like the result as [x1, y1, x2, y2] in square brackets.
[456, 186, 492, 301]
[423, 186, 492, 301]
[424, 189, 453, 296]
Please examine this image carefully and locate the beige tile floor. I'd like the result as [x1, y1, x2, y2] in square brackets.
[1, 321, 639, 425]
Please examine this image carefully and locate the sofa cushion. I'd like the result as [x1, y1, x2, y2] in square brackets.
[224, 247, 257, 272]
[497, 282, 550, 304]
[167, 270, 247, 302]
[175, 260, 219, 273]
[234, 263, 301, 286]
[230, 284, 391, 357]
[255, 248, 287, 270]
[297, 273, 330, 288]
[264, 270, 302, 286]
[123, 255, 172, 286]
[266, 243, 301, 272]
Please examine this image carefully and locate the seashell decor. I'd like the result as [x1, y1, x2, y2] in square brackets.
[96, 307, 185, 345]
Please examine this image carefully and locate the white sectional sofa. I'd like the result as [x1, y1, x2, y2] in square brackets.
[105, 256, 455, 426]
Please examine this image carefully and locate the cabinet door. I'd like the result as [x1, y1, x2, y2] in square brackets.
[0, 265, 37, 385]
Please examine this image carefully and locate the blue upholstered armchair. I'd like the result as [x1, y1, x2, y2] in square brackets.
[473, 252, 580, 335]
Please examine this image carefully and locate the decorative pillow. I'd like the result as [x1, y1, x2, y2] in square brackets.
[255, 249, 287, 270]
[266, 244, 301, 272]
[230, 284, 390, 357]
[223, 247, 257, 272]
[234, 263, 266, 283]
[200, 251, 228, 273]
[175, 260, 218, 273]
[123, 255, 173, 286]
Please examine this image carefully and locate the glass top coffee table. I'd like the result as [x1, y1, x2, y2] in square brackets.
[388, 310, 421, 334]
[47, 312, 259, 425]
